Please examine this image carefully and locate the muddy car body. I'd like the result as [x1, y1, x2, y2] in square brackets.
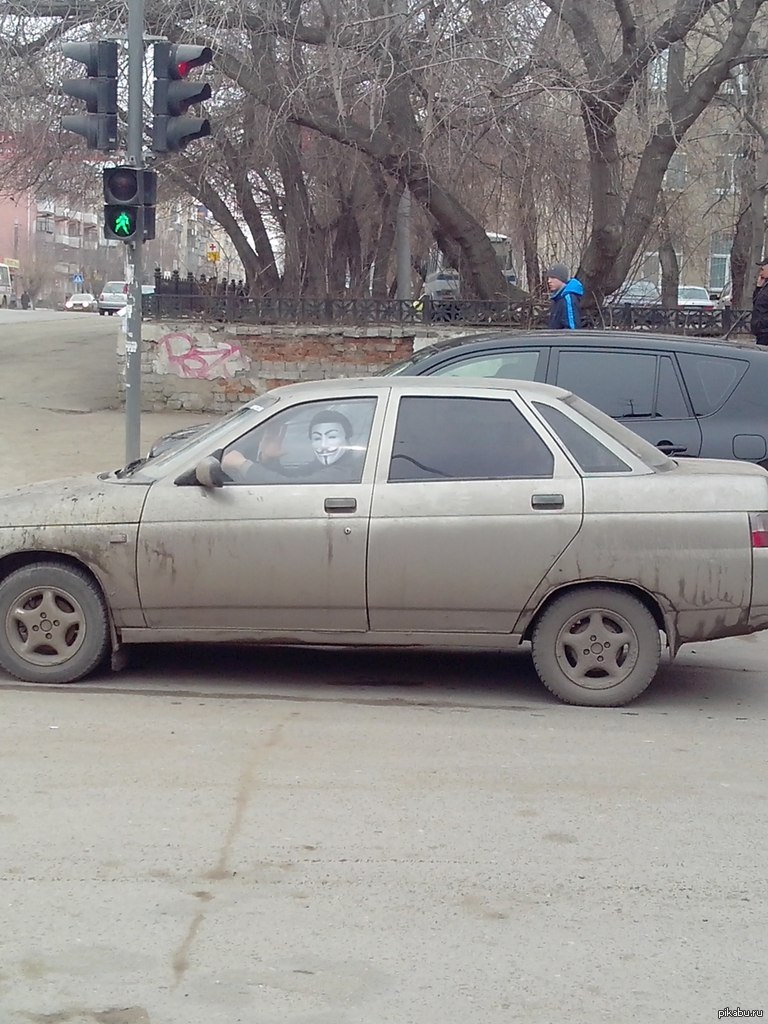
[2, 377, 768, 707]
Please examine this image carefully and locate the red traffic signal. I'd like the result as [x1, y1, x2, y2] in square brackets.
[170, 45, 214, 79]
[152, 42, 214, 153]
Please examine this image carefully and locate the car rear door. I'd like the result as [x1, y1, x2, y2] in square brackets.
[550, 347, 703, 457]
[366, 387, 583, 633]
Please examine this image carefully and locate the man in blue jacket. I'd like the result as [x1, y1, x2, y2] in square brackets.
[547, 263, 583, 329]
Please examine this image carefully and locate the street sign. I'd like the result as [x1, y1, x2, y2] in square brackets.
[73, 273, 84, 284]
[206, 242, 220, 263]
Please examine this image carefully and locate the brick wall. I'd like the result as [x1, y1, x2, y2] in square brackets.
[117, 322, 421, 414]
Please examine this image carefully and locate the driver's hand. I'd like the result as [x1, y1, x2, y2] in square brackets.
[222, 450, 247, 472]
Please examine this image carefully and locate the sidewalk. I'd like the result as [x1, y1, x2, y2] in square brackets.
[1, 404, 211, 488]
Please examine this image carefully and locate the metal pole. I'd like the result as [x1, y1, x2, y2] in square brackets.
[396, 187, 411, 301]
[124, 0, 145, 463]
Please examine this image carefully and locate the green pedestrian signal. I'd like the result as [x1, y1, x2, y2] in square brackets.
[102, 166, 157, 242]
[104, 205, 137, 240]
[115, 211, 133, 235]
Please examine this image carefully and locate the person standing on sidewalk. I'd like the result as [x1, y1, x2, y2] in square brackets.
[751, 259, 768, 346]
[546, 263, 584, 330]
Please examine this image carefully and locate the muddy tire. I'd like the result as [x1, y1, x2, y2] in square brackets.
[0, 562, 109, 684]
[531, 587, 661, 707]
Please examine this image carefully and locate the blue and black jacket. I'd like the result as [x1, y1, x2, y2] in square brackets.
[549, 278, 584, 330]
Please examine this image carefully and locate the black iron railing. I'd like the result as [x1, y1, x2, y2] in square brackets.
[143, 273, 752, 336]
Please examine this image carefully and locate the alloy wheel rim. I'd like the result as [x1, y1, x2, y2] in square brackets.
[5, 585, 86, 667]
[555, 607, 639, 690]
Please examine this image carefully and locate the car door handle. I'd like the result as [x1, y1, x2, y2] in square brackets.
[324, 497, 357, 513]
[531, 493, 564, 510]
[656, 441, 689, 455]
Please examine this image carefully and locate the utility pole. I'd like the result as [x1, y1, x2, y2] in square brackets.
[124, 0, 145, 463]
[396, 187, 411, 301]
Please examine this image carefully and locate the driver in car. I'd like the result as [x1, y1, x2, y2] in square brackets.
[222, 409, 366, 484]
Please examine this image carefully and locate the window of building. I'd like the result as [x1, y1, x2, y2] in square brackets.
[388, 396, 555, 482]
[664, 152, 687, 191]
[715, 153, 738, 196]
[36, 215, 53, 234]
[708, 231, 731, 292]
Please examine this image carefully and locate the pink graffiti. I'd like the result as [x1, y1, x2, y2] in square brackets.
[156, 330, 246, 379]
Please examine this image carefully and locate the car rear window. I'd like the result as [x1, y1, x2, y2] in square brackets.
[105, 281, 126, 291]
[534, 403, 631, 473]
[676, 352, 748, 415]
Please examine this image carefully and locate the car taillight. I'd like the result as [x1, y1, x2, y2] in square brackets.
[750, 512, 768, 547]
[123, 284, 129, 293]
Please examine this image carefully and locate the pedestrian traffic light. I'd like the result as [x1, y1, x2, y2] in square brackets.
[61, 40, 118, 151]
[103, 166, 157, 242]
[152, 42, 213, 153]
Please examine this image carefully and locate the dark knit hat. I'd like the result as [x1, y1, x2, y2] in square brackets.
[546, 263, 570, 282]
[308, 409, 353, 439]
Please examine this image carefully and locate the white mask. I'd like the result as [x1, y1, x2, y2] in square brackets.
[310, 422, 347, 465]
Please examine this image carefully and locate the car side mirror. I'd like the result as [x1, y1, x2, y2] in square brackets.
[194, 455, 227, 488]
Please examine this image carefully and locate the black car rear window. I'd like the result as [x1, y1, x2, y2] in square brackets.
[676, 352, 748, 415]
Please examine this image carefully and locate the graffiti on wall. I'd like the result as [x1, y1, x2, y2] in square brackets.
[154, 330, 250, 379]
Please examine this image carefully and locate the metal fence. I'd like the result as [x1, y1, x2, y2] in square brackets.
[145, 272, 752, 336]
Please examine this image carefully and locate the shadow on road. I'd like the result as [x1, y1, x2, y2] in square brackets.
[3, 639, 765, 716]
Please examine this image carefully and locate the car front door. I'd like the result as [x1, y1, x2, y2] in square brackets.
[366, 389, 583, 634]
[136, 395, 383, 632]
[551, 348, 703, 457]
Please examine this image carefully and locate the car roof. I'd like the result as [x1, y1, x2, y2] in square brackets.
[264, 375, 572, 401]
[406, 329, 761, 361]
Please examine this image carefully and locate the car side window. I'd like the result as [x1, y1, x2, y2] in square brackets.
[676, 353, 748, 415]
[221, 397, 376, 485]
[655, 356, 690, 418]
[556, 350, 656, 419]
[533, 403, 631, 473]
[428, 350, 541, 380]
[388, 396, 554, 481]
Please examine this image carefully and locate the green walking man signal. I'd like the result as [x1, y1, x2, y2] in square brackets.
[102, 166, 157, 242]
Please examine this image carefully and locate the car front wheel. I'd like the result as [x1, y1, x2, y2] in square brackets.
[531, 587, 661, 707]
[0, 562, 110, 683]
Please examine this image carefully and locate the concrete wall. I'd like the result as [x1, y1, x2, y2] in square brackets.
[117, 322, 425, 414]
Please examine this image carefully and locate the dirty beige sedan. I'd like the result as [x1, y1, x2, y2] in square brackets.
[2, 377, 768, 707]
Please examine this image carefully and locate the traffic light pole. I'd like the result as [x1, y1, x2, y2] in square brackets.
[124, 0, 145, 463]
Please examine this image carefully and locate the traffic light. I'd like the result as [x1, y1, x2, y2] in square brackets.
[103, 166, 157, 242]
[61, 40, 118, 151]
[152, 42, 213, 153]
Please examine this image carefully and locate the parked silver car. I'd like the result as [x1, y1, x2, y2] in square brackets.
[2, 377, 768, 706]
[97, 280, 127, 315]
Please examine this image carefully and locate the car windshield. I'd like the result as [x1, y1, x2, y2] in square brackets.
[122, 393, 280, 476]
[563, 394, 673, 471]
[679, 287, 709, 301]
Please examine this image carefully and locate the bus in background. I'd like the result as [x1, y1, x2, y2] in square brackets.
[422, 231, 518, 300]
[0, 261, 14, 307]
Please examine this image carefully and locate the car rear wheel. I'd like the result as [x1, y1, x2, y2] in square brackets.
[531, 587, 661, 707]
[0, 562, 110, 684]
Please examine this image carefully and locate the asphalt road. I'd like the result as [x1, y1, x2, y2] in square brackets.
[0, 313, 766, 1024]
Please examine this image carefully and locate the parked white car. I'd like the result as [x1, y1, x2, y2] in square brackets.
[678, 286, 714, 309]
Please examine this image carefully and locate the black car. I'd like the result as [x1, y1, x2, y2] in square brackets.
[149, 330, 768, 466]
